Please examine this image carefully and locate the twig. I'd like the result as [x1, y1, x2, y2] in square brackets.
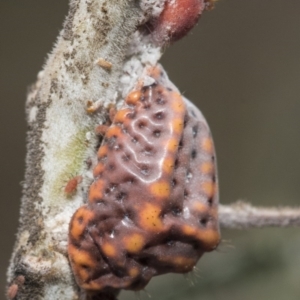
[219, 202, 300, 229]
[6, 1, 164, 299]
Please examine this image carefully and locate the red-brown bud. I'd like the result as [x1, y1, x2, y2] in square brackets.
[152, 0, 208, 44]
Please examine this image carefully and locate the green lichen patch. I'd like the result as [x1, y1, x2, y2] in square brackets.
[50, 127, 96, 202]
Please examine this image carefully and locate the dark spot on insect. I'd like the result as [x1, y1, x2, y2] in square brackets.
[172, 206, 182, 216]
[184, 190, 188, 198]
[184, 114, 189, 128]
[156, 88, 163, 94]
[141, 86, 149, 93]
[171, 179, 177, 187]
[109, 183, 117, 191]
[191, 149, 197, 159]
[140, 165, 150, 176]
[191, 109, 196, 118]
[126, 177, 135, 184]
[139, 257, 151, 266]
[124, 210, 134, 220]
[95, 255, 102, 262]
[144, 146, 153, 155]
[154, 111, 164, 120]
[127, 112, 136, 119]
[208, 198, 213, 205]
[174, 158, 179, 169]
[105, 188, 110, 195]
[81, 264, 89, 270]
[212, 175, 216, 182]
[138, 121, 146, 129]
[116, 192, 126, 201]
[192, 125, 198, 138]
[131, 137, 138, 143]
[107, 163, 115, 171]
[153, 129, 161, 137]
[200, 218, 208, 226]
[114, 268, 126, 277]
[122, 153, 131, 162]
[178, 139, 184, 150]
[167, 87, 172, 91]
[156, 97, 165, 105]
[88, 219, 97, 228]
[192, 242, 201, 251]
[143, 103, 151, 110]
[167, 240, 175, 246]
[77, 216, 83, 224]
[211, 155, 215, 161]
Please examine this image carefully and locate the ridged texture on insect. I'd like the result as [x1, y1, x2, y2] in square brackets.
[68, 65, 220, 291]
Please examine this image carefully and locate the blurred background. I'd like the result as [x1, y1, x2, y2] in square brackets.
[1, 1, 300, 299]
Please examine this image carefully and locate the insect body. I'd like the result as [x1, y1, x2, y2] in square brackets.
[64, 175, 82, 197]
[68, 65, 220, 291]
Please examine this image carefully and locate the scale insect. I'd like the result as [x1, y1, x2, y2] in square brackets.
[64, 175, 82, 197]
[68, 65, 220, 292]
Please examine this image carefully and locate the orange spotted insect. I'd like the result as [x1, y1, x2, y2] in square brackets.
[68, 65, 220, 292]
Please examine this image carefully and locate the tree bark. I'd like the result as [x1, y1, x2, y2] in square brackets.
[7, 1, 164, 299]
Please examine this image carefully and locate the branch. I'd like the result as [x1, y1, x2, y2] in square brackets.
[7, 1, 166, 299]
[219, 202, 300, 229]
